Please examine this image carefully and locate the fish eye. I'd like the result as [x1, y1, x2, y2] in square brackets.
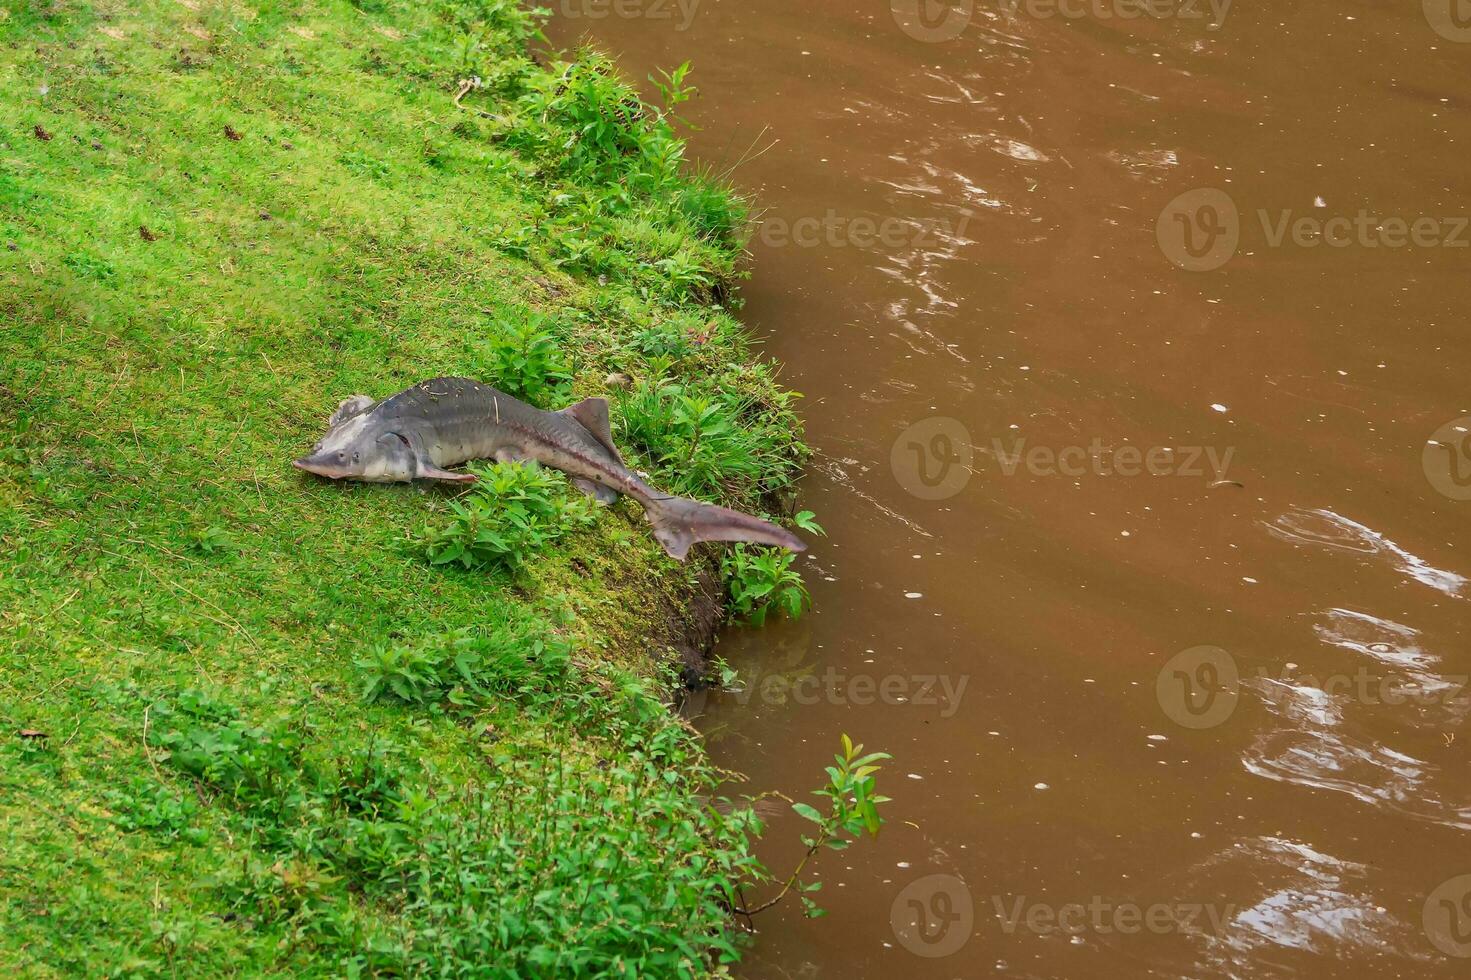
[352, 452, 360, 463]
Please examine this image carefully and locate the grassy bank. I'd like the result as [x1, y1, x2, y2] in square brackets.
[0, 0, 812, 974]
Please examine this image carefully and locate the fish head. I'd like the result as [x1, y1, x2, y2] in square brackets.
[293, 416, 417, 483]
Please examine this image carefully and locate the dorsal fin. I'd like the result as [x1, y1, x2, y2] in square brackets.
[329, 395, 376, 427]
[561, 396, 623, 463]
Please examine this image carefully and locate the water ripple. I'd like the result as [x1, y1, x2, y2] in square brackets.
[1182, 837, 1431, 974]
[1266, 508, 1468, 598]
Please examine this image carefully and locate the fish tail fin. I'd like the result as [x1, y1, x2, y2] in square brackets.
[643, 495, 806, 561]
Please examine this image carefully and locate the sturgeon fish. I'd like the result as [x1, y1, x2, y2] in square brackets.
[292, 377, 805, 561]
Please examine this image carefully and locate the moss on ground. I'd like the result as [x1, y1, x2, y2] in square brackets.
[0, 1, 806, 975]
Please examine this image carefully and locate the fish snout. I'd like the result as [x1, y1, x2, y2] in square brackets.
[293, 451, 352, 479]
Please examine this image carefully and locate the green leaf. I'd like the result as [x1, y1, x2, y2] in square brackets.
[430, 544, 465, 565]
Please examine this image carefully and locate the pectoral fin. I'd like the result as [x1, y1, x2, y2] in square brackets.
[572, 477, 620, 505]
[416, 458, 478, 483]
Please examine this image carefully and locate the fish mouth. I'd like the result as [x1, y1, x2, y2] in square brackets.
[293, 456, 351, 479]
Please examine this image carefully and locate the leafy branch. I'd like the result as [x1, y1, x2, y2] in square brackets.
[730, 734, 891, 919]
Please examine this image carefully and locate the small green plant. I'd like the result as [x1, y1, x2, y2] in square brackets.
[512, 54, 648, 186]
[650, 250, 713, 300]
[488, 220, 539, 260]
[723, 546, 808, 626]
[731, 735, 891, 919]
[106, 778, 206, 844]
[145, 695, 307, 839]
[704, 654, 740, 691]
[354, 642, 442, 706]
[421, 461, 594, 574]
[548, 230, 604, 273]
[722, 513, 822, 626]
[617, 379, 799, 500]
[649, 62, 696, 122]
[337, 149, 391, 181]
[630, 321, 694, 360]
[674, 174, 751, 246]
[472, 318, 572, 405]
[192, 525, 236, 555]
[211, 853, 346, 947]
[62, 250, 116, 284]
[355, 626, 570, 708]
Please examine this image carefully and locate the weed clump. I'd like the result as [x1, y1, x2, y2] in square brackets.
[421, 461, 594, 574]
[616, 378, 801, 501]
[471, 315, 573, 405]
[482, 51, 751, 305]
[355, 624, 570, 707]
[723, 546, 810, 626]
[722, 512, 824, 625]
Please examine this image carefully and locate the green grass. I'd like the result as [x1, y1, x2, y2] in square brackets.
[0, 0, 810, 974]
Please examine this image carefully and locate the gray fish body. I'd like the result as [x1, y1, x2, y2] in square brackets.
[294, 377, 805, 560]
[374, 378, 623, 488]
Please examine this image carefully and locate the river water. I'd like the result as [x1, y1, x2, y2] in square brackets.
[548, 3, 1471, 977]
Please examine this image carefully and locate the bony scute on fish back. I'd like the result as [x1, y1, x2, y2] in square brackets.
[294, 377, 805, 560]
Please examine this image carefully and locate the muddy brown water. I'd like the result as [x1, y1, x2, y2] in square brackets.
[548, 3, 1471, 977]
